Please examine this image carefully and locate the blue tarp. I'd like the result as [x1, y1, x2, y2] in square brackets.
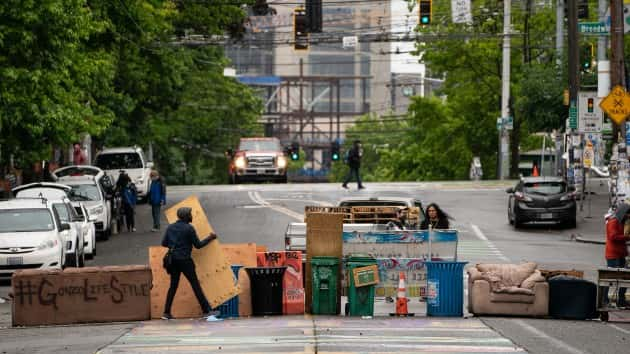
[236, 76, 282, 86]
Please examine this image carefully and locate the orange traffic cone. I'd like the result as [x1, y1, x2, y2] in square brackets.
[391, 271, 414, 316]
[532, 164, 539, 177]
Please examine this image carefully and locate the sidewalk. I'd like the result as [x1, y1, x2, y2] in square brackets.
[573, 178, 610, 245]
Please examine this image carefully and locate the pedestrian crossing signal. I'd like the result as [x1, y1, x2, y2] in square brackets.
[419, 0, 432, 25]
[587, 98, 594, 113]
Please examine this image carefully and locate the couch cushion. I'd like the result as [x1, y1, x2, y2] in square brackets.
[477, 262, 537, 288]
[521, 270, 546, 289]
[490, 292, 536, 304]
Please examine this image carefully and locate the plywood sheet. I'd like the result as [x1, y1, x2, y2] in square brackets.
[305, 212, 343, 314]
[149, 196, 239, 319]
[221, 243, 257, 316]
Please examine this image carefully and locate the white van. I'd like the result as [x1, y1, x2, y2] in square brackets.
[93, 146, 154, 200]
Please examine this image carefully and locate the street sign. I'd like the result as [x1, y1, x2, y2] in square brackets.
[578, 91, 603, 133]
[579, 21, 608, 35]
[503, 116, 513, 130]
[569, 103, 578, 129]
[600, 85, 630, 125]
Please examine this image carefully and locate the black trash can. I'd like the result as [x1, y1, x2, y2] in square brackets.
[548, 275, 598, 320]
[246, 267, 286, 316]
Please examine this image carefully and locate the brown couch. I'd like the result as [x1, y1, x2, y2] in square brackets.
[467, 262, 549, 316]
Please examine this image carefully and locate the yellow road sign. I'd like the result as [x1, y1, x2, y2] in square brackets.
[599, 85, 630, 125]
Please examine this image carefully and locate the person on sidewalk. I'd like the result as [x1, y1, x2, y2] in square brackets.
[342, 140, 365, 190]
[148, 170, 166, 232]
[420, 203, 450, 230]
[604, 203, 630, 307]
[161, 207, 218, 320]
[73, 143, 87, 165]
[121, 180, 138, 232]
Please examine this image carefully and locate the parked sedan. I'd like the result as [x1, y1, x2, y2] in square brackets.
[507, 177, 577, 228]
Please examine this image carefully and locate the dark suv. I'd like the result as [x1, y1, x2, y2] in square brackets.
[506, 177, 577, 228]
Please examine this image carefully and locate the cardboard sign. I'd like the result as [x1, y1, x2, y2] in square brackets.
[352, 265, 379, 287]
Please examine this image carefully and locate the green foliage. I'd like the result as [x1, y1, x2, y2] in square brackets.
[0, 0, 260, 184]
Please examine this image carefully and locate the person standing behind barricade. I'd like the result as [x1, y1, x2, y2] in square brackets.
[148, 170, 166, 232]
[604, 203, 630, 307]
[342, 140, 365, 190]
[161, 207, 218, 320]
[122, 180, 138, 232]
[420, 203, 450, 230]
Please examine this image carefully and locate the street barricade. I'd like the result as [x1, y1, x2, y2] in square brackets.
[342, 230, 458, 298]
[257, 251, 305, 314]
[12, 265, 152, 326]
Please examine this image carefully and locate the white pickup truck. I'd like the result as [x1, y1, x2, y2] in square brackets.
[284, 196, 425, 252]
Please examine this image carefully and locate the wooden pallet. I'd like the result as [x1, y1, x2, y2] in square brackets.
[540, 269, 584, 279]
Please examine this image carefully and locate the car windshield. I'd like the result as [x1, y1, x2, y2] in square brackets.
[523, 182, 566, 195]
[95, 153, 143, 170]
[53, 204, 70, 222]
[0, 209, 55, 232]
[239, 140, 281, 151]
[68, 184, 101, 201]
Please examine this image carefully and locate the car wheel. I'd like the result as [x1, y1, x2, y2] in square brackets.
[513, 210, 523, 228]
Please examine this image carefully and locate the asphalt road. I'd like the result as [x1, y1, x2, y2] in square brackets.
[1, 180, 629, 354]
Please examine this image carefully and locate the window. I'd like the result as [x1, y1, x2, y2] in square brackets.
[523, 182, 566, 195]
[0, 209, 54, 232]
[95, 153, 143, 170]
[239, 140, 281, 151]
[53, 204, 70, 222]
[68, 184, 101, 201]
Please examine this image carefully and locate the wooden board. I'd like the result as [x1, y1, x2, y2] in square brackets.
[305, 212, 344, 314]
[540, 269, 584, 280]
[221, 243, 257, 316]
[149, 196, 239, 319]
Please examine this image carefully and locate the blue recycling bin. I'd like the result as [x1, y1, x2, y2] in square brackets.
[425, 261, 468, 317]
[218, 265, 242, 318]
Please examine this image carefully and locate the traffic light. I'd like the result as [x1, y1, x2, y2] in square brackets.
[293, 8, 309, 50]
[587, 98, 594, 113]
[419, 0, 432, 25]
[581, 43, 594, 72]
[306, 0, 322, 33]
[331, 142, 340, 161]
[290, 142, 300, 161]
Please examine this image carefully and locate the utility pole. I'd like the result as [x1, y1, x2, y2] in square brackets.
[499, 0, 511, 179]
[567, 0, 580, 191]
[611, 0, 627, 207]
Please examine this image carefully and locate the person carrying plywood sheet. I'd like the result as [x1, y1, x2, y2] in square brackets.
[161, 207, 218, 320]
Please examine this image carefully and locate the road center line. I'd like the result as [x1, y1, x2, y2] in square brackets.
[513, 319, 586, 354]
[609, 324, 630, 335]
[470, 224, 510, 262]
[248, 191, 304, 221]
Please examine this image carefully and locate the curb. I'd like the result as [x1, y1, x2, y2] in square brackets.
[574, 236, 605, 245]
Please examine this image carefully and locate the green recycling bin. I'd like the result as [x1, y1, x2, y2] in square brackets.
[345, 255, 377, 316]
[311, 256, 340, 315]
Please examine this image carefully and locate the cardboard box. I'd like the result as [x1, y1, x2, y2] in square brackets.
[12, 266, 151, 326]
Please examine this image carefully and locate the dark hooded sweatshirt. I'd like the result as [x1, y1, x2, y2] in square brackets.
[161, 220, 210, 260]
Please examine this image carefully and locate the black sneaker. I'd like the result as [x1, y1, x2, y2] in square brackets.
[161, 313, 173, 320]
[358, 185, 366, 190]
[342, 184, 348, 189]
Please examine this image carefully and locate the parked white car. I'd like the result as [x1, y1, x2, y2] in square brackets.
[52, 165, 114, 240]
[13, 183, 86, 267]
[0, 198, 69, 279]
[73, 204, 96, 259]
[94, 146, 154, 201]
